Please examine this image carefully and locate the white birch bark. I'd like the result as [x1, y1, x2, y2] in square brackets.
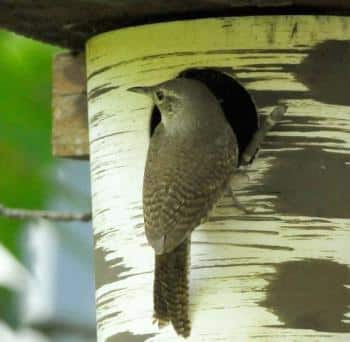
[86, 16, 350, 341]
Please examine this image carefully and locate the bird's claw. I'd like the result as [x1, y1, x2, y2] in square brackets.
[230, 191, 255, 215]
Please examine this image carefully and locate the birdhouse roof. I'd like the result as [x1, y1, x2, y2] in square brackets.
[1, 1, 349, 50]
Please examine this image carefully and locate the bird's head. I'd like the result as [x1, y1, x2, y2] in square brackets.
[128, 78, 224, 132]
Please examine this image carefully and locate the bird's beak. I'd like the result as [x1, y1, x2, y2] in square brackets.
[127, 86, 153, 96]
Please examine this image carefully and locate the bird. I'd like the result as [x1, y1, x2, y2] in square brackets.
[128, 78, 239, 337]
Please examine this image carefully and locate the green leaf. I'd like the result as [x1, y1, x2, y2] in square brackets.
[0, 31, 61, 259]
[0, 286, 18, 328]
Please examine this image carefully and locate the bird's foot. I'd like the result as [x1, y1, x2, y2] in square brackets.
[230, 191, 255, 214]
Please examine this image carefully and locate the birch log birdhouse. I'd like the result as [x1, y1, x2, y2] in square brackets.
[85, 16, 350, 341]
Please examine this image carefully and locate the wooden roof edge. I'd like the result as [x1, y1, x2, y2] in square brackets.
[1, 1, 350, 50]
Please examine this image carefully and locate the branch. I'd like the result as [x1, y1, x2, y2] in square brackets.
[0, 203, 91, 222]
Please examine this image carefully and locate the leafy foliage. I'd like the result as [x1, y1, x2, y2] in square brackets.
[0, 30, 60, 259]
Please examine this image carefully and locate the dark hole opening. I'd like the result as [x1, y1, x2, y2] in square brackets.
[149, 68, 258, 164]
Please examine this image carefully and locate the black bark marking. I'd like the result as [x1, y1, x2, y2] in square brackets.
[90, 131, 132, 144]
[296, 40, 350, 106]
[88, 84, 119, 101]
[194, 241, 293, 251]
[261, 259, 350, 333]
[107, 332, 155, 342]
[290, 22, 298, 40]
[258, 148, 350, 218]
[94, 251, 131, 289]
[200, 228, 279, 235]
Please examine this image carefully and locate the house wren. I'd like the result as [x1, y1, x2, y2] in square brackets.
[129, 78, 239, 337]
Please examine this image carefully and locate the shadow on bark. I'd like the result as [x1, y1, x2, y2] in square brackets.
[261, 259, 350, 332]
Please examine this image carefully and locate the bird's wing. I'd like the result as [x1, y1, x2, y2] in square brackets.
[143, 124, 238, 254]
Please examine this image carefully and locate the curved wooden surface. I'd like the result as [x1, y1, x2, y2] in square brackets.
[86, 16, 350, 341]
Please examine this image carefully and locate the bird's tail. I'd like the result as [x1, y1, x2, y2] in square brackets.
[154, 238, 191, 337]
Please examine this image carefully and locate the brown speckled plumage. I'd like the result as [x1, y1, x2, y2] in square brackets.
[134, 78, 238, 337]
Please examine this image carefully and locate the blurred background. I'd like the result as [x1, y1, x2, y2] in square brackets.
[0, 31, 96, 341]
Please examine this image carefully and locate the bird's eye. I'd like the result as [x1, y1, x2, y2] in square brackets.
[155, 90, 165, 102]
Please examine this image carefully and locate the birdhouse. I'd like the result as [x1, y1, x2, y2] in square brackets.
[86, 16, 350, 341]
[3, 2, 350, 341]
